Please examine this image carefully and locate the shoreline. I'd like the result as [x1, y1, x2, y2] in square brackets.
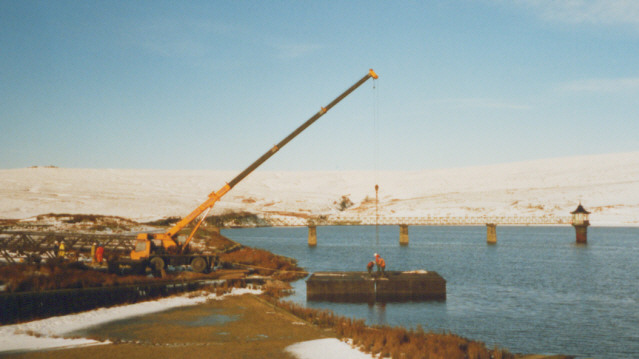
[3, 292, 337, 359]
[2, 292, 573, 359]
[0, 220, 584, 358]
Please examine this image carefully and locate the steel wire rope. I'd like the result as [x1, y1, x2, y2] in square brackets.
[371, 77, 380, 249]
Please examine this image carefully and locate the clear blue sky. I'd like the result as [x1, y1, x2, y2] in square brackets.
[2, 1, 638, 171]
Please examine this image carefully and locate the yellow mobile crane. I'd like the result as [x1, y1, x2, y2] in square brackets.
[112, 69, 378, 274]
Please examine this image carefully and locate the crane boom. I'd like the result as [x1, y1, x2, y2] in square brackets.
[168, 69, 378, 240]
[133, 69, 378, 260]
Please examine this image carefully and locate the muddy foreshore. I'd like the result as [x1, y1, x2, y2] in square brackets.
[3, 293, 572, 359]
[4, 293, 332, 359]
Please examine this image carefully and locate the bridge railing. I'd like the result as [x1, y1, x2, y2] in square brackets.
[261, 215, 572, 227]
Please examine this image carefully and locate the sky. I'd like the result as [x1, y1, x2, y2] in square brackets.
[1, 0, 638, 171]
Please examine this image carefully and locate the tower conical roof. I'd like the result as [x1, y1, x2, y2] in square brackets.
[571, 203, 590, 214]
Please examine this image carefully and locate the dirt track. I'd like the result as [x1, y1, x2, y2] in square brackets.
[6, 294, 334, 359]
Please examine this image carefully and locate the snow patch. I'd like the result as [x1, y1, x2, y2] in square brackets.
[286, 338, 376, 359]
[402, 270, 427, 274]
[0, 288, 261, 354]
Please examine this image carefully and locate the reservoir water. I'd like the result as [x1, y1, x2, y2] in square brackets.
[222, 225, 639, 359]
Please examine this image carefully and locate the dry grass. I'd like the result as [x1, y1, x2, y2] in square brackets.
[266, 298, 516, 359]
[200, 230, 240, 252]
[219, 247, 307, 281]
[0, 262, 154, 292]
[0, 219, 19, 226]
[261, 279, 293, 298]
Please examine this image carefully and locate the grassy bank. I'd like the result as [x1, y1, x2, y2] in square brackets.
[262, 295, 516, 359]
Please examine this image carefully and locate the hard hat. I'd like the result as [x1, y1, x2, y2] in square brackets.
[374, 253, 378, 257]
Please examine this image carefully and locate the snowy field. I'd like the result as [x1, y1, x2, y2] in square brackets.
[1, 152, 638, 226]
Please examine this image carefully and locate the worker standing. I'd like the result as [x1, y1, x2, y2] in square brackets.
[91, 242, 97, 264]
[367, 261, 375, 275]
[375, 253, 386, 275]
[95, 243, 104, 264]
[58, 241, 66, 258]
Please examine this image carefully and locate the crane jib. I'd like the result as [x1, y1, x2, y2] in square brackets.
[166, 69, 378, 239]
[227, 70, 377, 189]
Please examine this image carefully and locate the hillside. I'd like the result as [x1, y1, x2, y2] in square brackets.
[1, 152, 637, 226]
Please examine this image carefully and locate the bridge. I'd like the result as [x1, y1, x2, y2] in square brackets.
[262, 214, 572, 246]
[263, 215, 572, 227]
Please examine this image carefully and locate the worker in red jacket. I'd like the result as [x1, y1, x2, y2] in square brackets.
[95, 243, 104, 264]
[367, 261, 375, 274]
[375, 253, 386, 275]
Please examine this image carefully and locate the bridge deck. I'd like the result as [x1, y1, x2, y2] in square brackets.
[265, 215, 572, 227]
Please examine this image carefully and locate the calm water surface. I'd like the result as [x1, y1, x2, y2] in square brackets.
[222, 225, 639, 359]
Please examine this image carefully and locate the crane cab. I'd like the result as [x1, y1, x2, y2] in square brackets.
[130, 235, 151, 260]
[130, 233, 178, 260]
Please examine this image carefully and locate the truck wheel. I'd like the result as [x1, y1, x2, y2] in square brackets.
[149, 257, 165, 272]
[191, 256, 208, 273]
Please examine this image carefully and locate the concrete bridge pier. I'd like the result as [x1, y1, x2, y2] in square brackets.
[399, 224, 409, 245]
[486, 223, 497, 244]
[308, 225, 317, 246]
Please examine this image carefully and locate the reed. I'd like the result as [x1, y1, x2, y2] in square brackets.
[219, 247, 307, 281]
[265, 298, 515, 359]
[0, 262, 153, 292]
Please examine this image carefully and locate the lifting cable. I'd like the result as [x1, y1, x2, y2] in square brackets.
[371, 77, 380, 249]
[375, 184, 379, 248]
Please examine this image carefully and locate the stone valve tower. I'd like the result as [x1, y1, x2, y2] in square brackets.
[571, 203, 591, 244]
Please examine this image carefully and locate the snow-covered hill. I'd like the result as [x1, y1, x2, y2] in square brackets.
[1, 152, 637, 226]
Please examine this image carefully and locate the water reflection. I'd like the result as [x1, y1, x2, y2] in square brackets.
[367, 301, 387, 325]
[224, 226, 639, 358]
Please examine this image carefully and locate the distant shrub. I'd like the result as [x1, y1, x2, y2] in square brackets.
[335, 195, 354, 211]
[204, 211, 268, 227]
[143, 216, 182, 226]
